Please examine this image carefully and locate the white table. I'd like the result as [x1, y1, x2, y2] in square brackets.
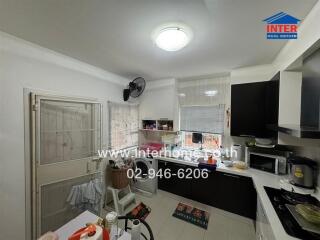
[55, 211, 130, 240]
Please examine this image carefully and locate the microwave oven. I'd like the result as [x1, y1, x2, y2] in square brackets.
[245, 147, 290, 174]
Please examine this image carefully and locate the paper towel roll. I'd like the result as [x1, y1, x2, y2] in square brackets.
[131, 219, 141, 240]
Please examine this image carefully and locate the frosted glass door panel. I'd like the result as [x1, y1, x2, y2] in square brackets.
[40, 100, 101, 165]
[40, 173, 101, 234]
[31, 94, 103, 238]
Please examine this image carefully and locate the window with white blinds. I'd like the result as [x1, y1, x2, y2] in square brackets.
[109, 102, 139, 150]
[180, 105, 225, 134]
[177, 75, 230, 134]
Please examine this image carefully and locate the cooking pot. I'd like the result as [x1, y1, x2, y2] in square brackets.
[288, 156, 317, 189]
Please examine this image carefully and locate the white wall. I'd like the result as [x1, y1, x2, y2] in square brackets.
[273, 1, 320, 71]
[229, 1, 320, 148]
[232, 0, 320, 80]
[230, 0, 320, 86]
[0, 32, 128, 240]
[231, 64, 276, 85]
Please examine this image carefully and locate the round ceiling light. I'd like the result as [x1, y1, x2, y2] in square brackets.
[205, 90, 218, 96]
[152, 24, 193, 51]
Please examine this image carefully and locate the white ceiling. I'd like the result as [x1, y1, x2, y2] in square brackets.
[0, 0, 317, 81]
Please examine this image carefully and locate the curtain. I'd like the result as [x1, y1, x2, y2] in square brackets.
[178, 75, 230, 133]
[180, 105, 225, 134]
[108, 102, 139, 150]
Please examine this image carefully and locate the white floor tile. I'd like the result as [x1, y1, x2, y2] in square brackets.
[156, 216, 186, 240]
[179, 222, 206, 240]
[109, 190, 256, 240]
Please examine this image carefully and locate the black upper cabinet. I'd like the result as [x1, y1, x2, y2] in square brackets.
[231, 75, 279, 138]
[301, 47, 320, 128]
[265, 78, 280, 137]
[231, 82, 266, 138]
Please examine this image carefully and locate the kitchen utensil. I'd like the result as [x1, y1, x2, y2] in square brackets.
[296, 204, 320, 225]
[233, 161, 247, 169]
[68, 224, 107, 240]
[105, 212, 118, 240]
[223, 160, 233, 167]
[286, 204, 320, 235]
[288, 156, 317, 189]
[255, 138, 273, 145]
[131, 219, 141, 240]
[254, 138, 275, 148]
[221, 155, 231, 161]
[254, 143, 275, 148]
[231, 144, 242, 161]
[192, 132, 203, 144]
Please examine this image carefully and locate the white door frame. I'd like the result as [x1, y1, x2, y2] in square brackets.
[24, 88, 103, 240]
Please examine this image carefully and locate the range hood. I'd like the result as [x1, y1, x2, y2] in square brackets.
[277, 41, 320, 139]
[278, 125, 320, 139]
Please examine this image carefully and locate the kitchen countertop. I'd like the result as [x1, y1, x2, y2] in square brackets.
[157, 156, 320, 240]
[55, 210, 130, 240]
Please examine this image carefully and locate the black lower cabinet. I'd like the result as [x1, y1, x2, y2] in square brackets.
[190, 170, 219, 206]
[213, 172, 257, 220]
[157, 160, 257, 220]
[158, 160, 192, 198]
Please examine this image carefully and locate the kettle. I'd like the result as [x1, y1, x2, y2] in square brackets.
[288, 156, 317, 189]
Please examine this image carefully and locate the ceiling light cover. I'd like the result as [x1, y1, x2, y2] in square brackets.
[205, 90, 218, 96]
[152, 24, 193, 52]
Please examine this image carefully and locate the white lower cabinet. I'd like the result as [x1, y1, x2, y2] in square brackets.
[256, 196, 276, 240]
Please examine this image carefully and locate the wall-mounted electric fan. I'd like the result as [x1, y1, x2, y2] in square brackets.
[123, 77, 146, 101]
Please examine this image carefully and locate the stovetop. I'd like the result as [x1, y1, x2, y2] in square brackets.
[264, 186, 320, 240]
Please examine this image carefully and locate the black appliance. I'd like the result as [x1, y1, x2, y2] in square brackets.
[231, 73, 279, 138]
[192, 132, 203, 144]
[264, 186, 320, 239]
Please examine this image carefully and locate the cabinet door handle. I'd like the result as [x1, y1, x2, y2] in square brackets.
[92, 157, 103, 163]
[92, 157, 103, 170]
[223, 173, 241, 178]
[175, 163, 186, 168]
[87, 162, 91, 174]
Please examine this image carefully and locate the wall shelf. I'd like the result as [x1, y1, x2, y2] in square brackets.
[141, 119, 174, 131]
[139, 129, 177, 133]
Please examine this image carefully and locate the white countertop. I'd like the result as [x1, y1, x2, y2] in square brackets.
[157, 156, 319, 240]
[55, 211, 130, 240]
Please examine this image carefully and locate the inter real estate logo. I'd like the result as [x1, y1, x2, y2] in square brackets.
[263, 12, 300, 40]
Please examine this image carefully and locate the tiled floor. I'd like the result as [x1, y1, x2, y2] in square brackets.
[107, 189, 256, 240]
